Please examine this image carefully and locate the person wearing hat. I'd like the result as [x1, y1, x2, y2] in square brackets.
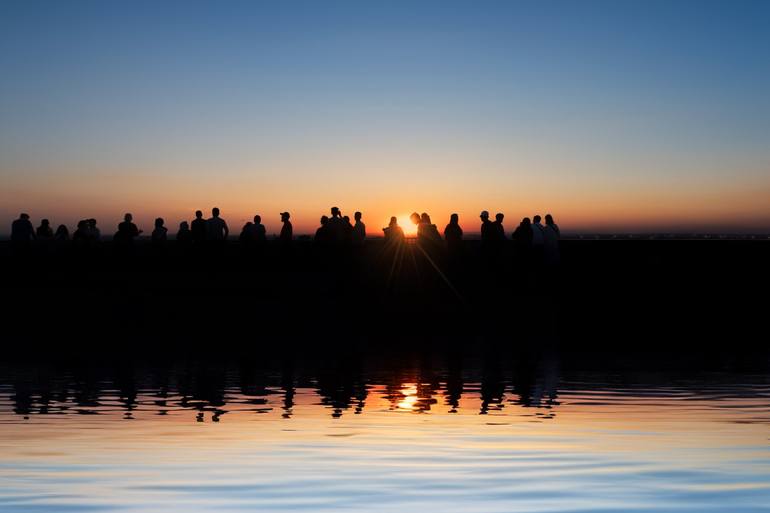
[479, 210, 493, 244]
[279, 212, 293, 242]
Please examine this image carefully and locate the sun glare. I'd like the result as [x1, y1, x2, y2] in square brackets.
[399, 216, 418, 236]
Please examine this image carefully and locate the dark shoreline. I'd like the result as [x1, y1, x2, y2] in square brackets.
[2, 239, 768, 355]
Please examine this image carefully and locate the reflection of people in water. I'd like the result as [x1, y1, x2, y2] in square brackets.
[383, 217, 405, 242]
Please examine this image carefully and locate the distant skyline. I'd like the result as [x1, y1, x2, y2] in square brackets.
[1, 0, 769, 235]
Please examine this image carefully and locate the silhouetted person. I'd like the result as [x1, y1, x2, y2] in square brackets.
[54, 224, 69, 241]
[11, 213, 35, 242]
[352, 211, 366, 246]
[116, 213, 141, 244]
[87, 219, 101, 242]
[11, 213, 35, 256]
[543, 214, 560, 266]
[444, 213, 463, 251]
[417, 213, 441, 242]
[383, 217, 405, 242]
[315, 215, 332, 245]
[191, 210, 207, 243]
[206, 207, 229, 242]
[151, 217, 167, 244]
[532, 215, 545, 264]
[176, 221, 192, 244]
[513, 217, 533, 263]
[252, 215, 266, 244]
[239, 222, 253, 242]
[409, 212, 421, 235]
[480, 211, 493, 243]
[36, 219, 53, 239]
[279, 212, 293, 243]
[342, 215, 354, 245]
[492, 213, 506, 242]
[73, 220, 89, 244]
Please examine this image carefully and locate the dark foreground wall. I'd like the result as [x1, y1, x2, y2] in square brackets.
[1, 239, 768, 354]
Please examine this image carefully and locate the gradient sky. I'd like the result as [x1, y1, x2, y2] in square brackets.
[1, 0, 769, 235]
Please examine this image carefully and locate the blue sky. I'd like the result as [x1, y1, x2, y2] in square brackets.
[1, 0, 769, 233]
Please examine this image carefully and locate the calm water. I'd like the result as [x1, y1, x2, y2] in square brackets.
[1, 354, 770, 512]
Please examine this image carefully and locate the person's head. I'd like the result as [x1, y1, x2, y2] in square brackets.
[410, 212, 421, 225]
[343, 215, 350, 224]
[195, 210, 203, 219]
[522, 217, 531, 226]
[389, 216, 398, 226]
[495, 213, 504, 222]
[533, 215, 542, 224]
[354, 211, 362, 221]
[154, 217, 164, 228]
[480, 210, 489, 221]
[56, 224, 68, 234]
[77, 220, 87, 230]
[331, 206, 340, 217]
[41, 219, 50, 227]
[281, 212, 290, 221]
[88, 218, 96, 227]
[19, 213, 29, 220]
[212, 207, 220, 217]
[254, 214, 261, 224]
[242, 222, 253, 230]
[320, 215, 329, 225]
[545, 214, 554, 225]
[450, 213, 459, 224]
[420, 213, 430, 224]
[179, 221, 189, 231]
[124, 213, 132, 222]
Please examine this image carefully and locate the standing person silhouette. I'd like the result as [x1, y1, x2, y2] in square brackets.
[383, 216, 405, 242]
[444, 213, 463, 250]
[116, 213, 142, 244]
[151, 217, 168, 244]
[206, 208, 229, 241]
[36, 219, 54, 239]
[479, 211, 493, 243]
[190, 210, 207, 244]
[492, 213, 507, 242]
[279, 212, 293, 243]
[543, 214, 561, 266]
[352, 212, 366, 246]
[253, 215, 266, 244]
[11, 213, 35, 255]
[531, 215, 545, 266]
[54, 225, 70, 241]
[176, 221, 192, 244]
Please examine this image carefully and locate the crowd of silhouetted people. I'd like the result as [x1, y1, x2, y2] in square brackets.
[8, 207, 561, 267]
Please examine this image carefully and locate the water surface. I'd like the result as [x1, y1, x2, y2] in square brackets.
[1, 355, 769, 512]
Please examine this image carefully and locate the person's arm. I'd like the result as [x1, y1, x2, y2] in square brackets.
[223, 221, 229, 239]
